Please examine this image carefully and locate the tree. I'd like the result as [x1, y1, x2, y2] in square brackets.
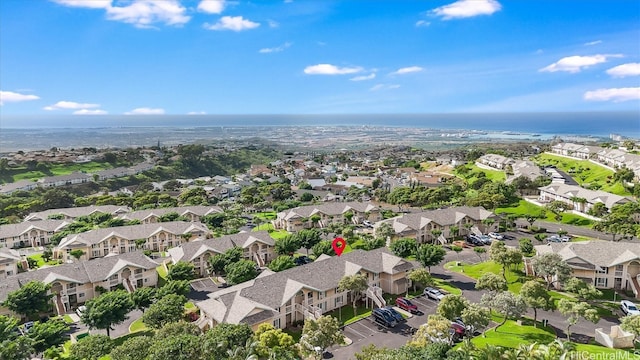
[563, 277, 602, 302]
[475, 272, 507, 294]
[156, 321, 201, 338]
[415, 244, 447, 271]
[81, 290, 133, 337]
[620, 315, 640, 339]
[297, 229, 322, 255]
[389, 238, 417, 258]
[253, 323, 298, 359]
[557, 299, 599, 340]
[531, 253, 572, 289]
[482, 291, 526, 332]
[436, 294, 469, 321]
[0, 336, 34, 360]
[130, 286, 156, 313]
[338, 274, 369, 315]
[268, 255, 296, 272]
[42, 247, 53, 263]
[225, 259, 259, 285]
[109, 335, 153, 360]
[70, 335, 114, 360]
[312, 240, 334, 257]
[142, 294, 187, 329]
[3, 281, 52, 320]
[519, 238, 534, 256]
[301, 316, 344, 357]
[70, 249, 85, 261]
[520, 280, 552, 327]
[167, 261, 196, 281]
[149, 334, 203, 360]
[0, 315, 19, 341]
[26, 318, 69, 353]
[208, 253, 229, 276]
[375, 222, 394, 243]
[274, 235, 301, 255]
[461, 303, 491, 336]
[407, 268, 434, 292]
[202, 323, 254, 360]
[410, 314, 452, 346]
[156, 280, 191, 298]
[489, 241, 510, 280]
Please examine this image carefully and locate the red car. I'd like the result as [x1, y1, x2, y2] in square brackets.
[395, 297, 418, 313]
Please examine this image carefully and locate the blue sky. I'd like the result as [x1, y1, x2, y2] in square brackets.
[0, 0, 639, 117]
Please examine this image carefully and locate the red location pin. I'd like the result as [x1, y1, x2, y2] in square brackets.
[332, 237, 346, 256]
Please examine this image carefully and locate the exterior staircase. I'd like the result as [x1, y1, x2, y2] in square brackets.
[366, 286, 386, 308]
[254, 253, 265, 268]
[124, 278, 136, 293]
[55, 295, 66, 316]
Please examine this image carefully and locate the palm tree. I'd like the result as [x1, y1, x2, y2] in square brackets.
[225, 339, 259, 360]
[449, 225, 460, 240]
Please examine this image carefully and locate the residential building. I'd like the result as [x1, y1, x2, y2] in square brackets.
[476, 154, 514, 170]
[0, 251, 158, 316]
[505, 160, 545, 184]
[0, 179, 38, 195]
[25, 205, 131, 221]
[538, 184, 631, 213]
[551, 143, 599, 159]
[377, 206, 498, 244]
[195, 248, 415, 331]
[0, 248, 21, 279]
[38, 172, 92, 188]
[118, 205, 223, 224]
[532, 241, 640, 299]
[0, 220, 71, 249]
[273, 202, 381, 232]
[167, 231, 276, 275]
[55, 221, 210, 261]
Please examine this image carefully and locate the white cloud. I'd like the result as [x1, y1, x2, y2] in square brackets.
[584, 40, 602, 46]
[44, 101, 100, 110]
[304, 64, 363, 75]
[606, 63, 640, 78]
[540, 54, 622, 73]
[187, 111, 207, 115]
[370, 84, 400, 91]
[584, 87, 640, 102]
[204, 16, 260, 31]
[259, 42, 291, 53]
[350, 73, 376, 81]
[51, 0, 111, 9]
[415, 20, 431, 27]
[391, 66, 424, 75]
[431, 0, 501, 20]
[73, 109, 108, 115]
[0, 91, 40, 105]
[125, 107, 165, 115]
[197, 0, 225, 14]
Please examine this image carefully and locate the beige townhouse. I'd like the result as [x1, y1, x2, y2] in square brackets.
[194, 248, 416, 331]
[168, 231, 276, 275]
[54, 221, 210, 261]
[538, 184, 631, 213]
[0, 248, 22, 279]
[0, 220, 71, 249]
[273, 201, 381, 232]
[24, 205, 131, 221]
[118, 205, 223, 224]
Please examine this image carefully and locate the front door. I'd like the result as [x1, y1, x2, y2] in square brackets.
[69, 294, 77, 306]
[615, 278, 623, 290]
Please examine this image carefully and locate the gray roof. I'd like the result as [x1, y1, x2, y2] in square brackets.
[25, 205, 131, 221]
[168, 231, 276, 263]
[39, 172, 92, 183]
[57, 221, 209, 247]
[536, 241, 640, 268]
[0, 220, 71, 239]
[119, 206, 223, 221]
[387, 206, 495, 232]
[0, 251, 158, 302]
[539, 184, 631, 209]
[279, 201, 380, 220]
[0, 247, 21, 261]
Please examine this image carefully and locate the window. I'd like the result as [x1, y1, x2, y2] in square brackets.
[273, 318, 281, 329]
[135, 269, 143, 274]
[596, 266, 609, 274]
[595, 278, 608, 287]
[79, 293, 84, 298]
[144, 278, 148, 283]
[615, 265, 624, 277]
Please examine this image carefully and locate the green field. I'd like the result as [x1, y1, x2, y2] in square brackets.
[8, 161, 114, 183]
[454, 163, 506, 182]
[533, 153, 629, 196]
[496, 199, 594, 227]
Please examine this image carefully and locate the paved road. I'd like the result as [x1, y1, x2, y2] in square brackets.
[69, 309, 143, 339]
[515, 219, 622, 241]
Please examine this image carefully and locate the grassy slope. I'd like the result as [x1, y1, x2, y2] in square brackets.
[10, 162, 114, 182]
[496, 199, 594, 227]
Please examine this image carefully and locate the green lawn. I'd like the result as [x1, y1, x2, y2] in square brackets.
[10, 162, 114, 182]
[445, 260, 525, 293]
[496, 199, 594, 227]
[254, 211, 277, 220]
[326, 304, 372, 326]
[129, 318, 148, 333]
[470, 319, 555, 348]
[534, 154, 630, 196]
[27, 253, 60, 267]
[454, 163, 506, 182]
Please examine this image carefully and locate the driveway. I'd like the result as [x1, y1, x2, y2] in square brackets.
[68, 309, 143, 339]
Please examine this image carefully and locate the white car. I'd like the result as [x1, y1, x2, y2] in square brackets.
[488, 232, 504, 240]
[621, 300, 640, 316]
[424, 287, 446, 301]
[363, 220, 374, 228]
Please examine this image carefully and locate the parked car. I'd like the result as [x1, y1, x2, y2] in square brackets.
[363, 220, 374, 228]
[75, 305, 86, 317]
[424, 287, 446, 301]
[546, 235, 569, 243]
[395, 297, 418, 313]
[450, 321, 466, 342]
[466, 235, 483, 246]
[384, 306, 405, 322]
[478, 234, 492, 245]
[621, 300, 640, 316]
[294, 256, 313, 266]
[20, 321, 34, 335]
[372, 308, 397, 328]
[488, 232, 504, 240]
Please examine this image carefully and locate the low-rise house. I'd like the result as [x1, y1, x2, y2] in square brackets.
[551, 143, 597, 159]
[0, 248, 21, 279]
[55, 221, 210, 261]
[94, 167, 129, 180]
[38, 172, 92, 188]
[168, 231, 276, 274]
[538, 184, 631, 213]
[0, 220, 71, 249]
[195, 248, 415, 331]
[0, 179, 38, 195]
[505, 160, 545, 185]
[532, 241, 640, 299]
[476, 154, 514, 170]
[273, 202, 381, 232]
[377, 206, 497, 244]
[0, 251, 158, 316]
[25, 205, 131, 221]
[118, 205, 223, 224]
